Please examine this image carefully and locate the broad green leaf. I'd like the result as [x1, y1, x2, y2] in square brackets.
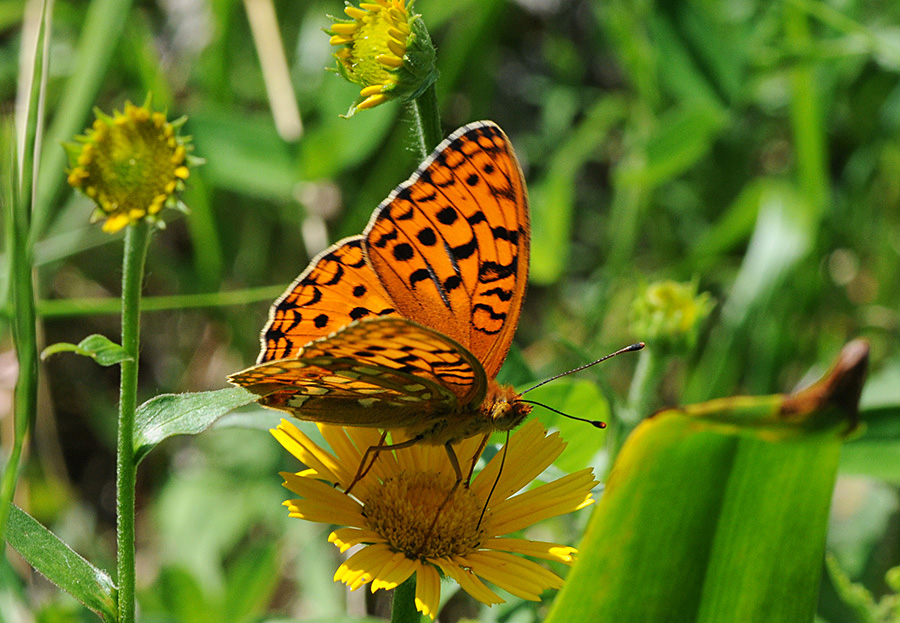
[5, 505, 117, 622]
[839, 406, 900, 483]
[223, 540, 281, 619]
[41, 334, 131, 366]
[547, 340, 868, 623]
[523, 379, 610, 474]
[133, 387, 258, 464]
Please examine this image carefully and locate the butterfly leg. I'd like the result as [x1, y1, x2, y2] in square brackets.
[345, 430, 389, 495]
[463, 434, 490, 487]
[477, 431, 511, 529]
[345, 432, 425, 495]
[414, 442, 466, 558]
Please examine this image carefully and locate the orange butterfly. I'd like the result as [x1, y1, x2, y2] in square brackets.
[229, 121, 532, 481]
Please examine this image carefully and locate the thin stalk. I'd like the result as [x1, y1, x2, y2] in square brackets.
[35, 283, 287, 317]
[391, 576, 422, 623]
[784, 2, 828, 220]
[609, 347, 666, 459]
[407, 82, 442, 158]
[115, 221, 152, 623]
[0, 0, 49, 544]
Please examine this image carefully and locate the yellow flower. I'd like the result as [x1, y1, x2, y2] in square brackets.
[272, 419, 596, 619]
[630, 279, 714, 352]
[65, 98, 195, 233]
[328, 0, 438, 115]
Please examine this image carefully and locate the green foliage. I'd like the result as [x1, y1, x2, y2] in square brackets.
[41, 334, 132, 366]
[2, 0, 899, 621]
[132, 387, 258, 464]
[6, 505, 117, 622]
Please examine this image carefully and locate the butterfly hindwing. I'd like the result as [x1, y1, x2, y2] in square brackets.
[363, 121, 530, 379]
[259, 236, 399, 362]
[230, 317, 488, 426]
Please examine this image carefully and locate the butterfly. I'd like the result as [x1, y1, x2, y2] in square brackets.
[229, 121, 532, 483]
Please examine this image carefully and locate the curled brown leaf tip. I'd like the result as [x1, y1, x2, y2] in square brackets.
[782, 339, 869, 433]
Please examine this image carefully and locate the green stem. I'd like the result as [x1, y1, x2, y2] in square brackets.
[391, 576, 422, 623]
[116, 221, 151, 623]
[35, 283, 287, 318]
[610, 347, 666, 459]
[784, 2, 828, 220]
[0, 0, 48, 545]
[408, 82, 442, 158]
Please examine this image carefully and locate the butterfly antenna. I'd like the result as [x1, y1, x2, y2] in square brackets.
[517, 399, 607, 429]
[520, 342, 645, 396]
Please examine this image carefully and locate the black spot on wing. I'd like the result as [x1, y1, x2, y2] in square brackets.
[393, 243, 414, 261]
[481, 287, 512, 301]
[371, 228, 398, 249]
[444, 275, 462, 291]
[479, 258, 517, 282]
[452, 237, 477, 260]
[467, 212, 486, 226]
[417, 227, 437, 246]
[350, 307, 372, 320]
[472, 304, 506, 334]
[321, 264, 344, 286]
[314, 314, 329, 328]
[491, 226, 517, 242]
[410, 268, 431, 286]
[436, 207, 457, 225]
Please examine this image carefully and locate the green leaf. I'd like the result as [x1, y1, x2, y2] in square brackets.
[41, 334, 131, 366]
[546, 340, 868, 623]
[5, 505, 117, 622]
[223, 540, 281, 619]
[133, 387, 259, 464]
[839, 406, 900, 483]
[523, 379, 610, 473]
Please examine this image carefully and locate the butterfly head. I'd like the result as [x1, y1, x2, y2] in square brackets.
[483, 381, 532, 433]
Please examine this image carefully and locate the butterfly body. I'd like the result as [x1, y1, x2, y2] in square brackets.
[230, 121, 532, 447]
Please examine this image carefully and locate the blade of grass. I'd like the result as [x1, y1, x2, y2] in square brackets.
[0, 0, 49, 545]
[37, 283, 287, 317]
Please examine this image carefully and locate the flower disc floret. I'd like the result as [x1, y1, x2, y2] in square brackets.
[65, 100, 193, 233]
[362, 472, 485, 558]
[328, 0, 438, 115]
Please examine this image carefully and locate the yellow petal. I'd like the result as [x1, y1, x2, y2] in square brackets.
[482, 537, 577, 563]
[434, 558, 504, 606]
[414, 563, 441, 619]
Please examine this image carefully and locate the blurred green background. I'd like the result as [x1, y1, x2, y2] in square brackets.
[2, 0, 899, 620]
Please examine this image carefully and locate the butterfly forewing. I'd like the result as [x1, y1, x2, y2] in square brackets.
[259, 236, 399, 362]
[364, 122, 530, 379]
[232, 121, 531, 442]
